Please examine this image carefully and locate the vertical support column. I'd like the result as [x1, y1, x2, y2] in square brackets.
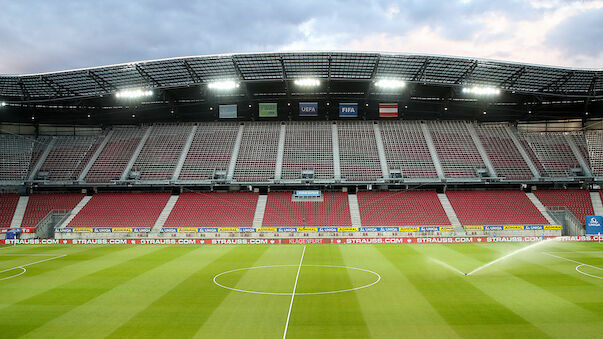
[227, 124, 245, 180]
[421, 122, 445, 179]
[564, 134, 592, 177]
[373, 122, 390, 179]
[274, 123, 286, 181]
[28, 137, 56, 180]
[79, 129, 114, 182]
[172, 125, 198, 181]
[121, 126, 153, 181]
[466, 122, 497, 177]
[331, 123, 341, 180]
[504, 125, 540, 178]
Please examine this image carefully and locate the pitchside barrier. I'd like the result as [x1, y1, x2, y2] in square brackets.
[1, 235, 599, 245]
[52, 225, 561, 233]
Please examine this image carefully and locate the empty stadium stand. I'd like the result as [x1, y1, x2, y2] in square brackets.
[429, 121, 486, 178]
[0, 194, 19, 227]
[0, 134, 36, 182]
[262, 191, 352, 227]
[282, 122, 334, 180]
[338, 122, 382, 181]
[163, 192, 258, 228]
[179, 123, 239, 180]
[379, 121, 438, 178]
[533, 189, 594, 223]
[21, 193, 84, 227]
[233, 123, 280, 182]
[585, 130, 603, 177]
[357, 191, 451, 226]
[446, 190, 549, 225]
[85, 127, 148, 182]
[475, 124, 534, 180]
[38, 135, 104, 181]
[67, 192, 170, 228]
[132, 124, 190, 180]
[518, 132, 583, 177]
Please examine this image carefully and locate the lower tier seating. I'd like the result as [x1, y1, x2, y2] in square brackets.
[0, 194, 19, 227]
[262, 191, 351, 227]
[446, 190, 548, 225]
[21, 193, 84, 227]
[533, 189, 594, 224]
[357, 191, 451, 226]
[163, 192, 258, 228]
[67, 192, 170, 228]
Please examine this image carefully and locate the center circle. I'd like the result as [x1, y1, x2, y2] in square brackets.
[213, 265, 381, 295]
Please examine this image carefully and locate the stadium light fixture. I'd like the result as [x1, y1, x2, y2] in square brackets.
[1, 101, 6, 107]
[207, 80, 239, 90]
[115, 88, 153, 99]
[375, 79, 405, 89]
[294, 78, 320, 87]
[462, 86, 500, 96]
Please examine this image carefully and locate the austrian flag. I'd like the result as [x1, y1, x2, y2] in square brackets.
[379, 103, 398, 117]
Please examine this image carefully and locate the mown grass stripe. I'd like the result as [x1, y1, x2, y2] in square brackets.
[378, 245, 550, 338]
[284, 245, 371, 339]
[106, 246, 269, 338]
[21, 246, 229, 339]
[1, 246, 188, 339]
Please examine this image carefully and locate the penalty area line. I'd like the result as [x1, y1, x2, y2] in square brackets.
[283, 245, 306, 339]
[0, 254, 67, 281]
[544, 252, 603, 280]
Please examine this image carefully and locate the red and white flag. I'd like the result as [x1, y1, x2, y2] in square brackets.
[379, 103, 398, 117]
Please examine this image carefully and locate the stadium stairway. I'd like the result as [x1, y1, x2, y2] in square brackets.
[9, 196, 29, 228]
[150, 195, 179, 235]
[348, 193, 362, 227]
[57, 195, 91, 229]
[525, 192, 556, 224]
[252, 195, 268, 227]
[591, 191, 603, 216]
[437, 193, 463, 232]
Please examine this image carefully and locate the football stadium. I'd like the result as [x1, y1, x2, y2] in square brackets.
[0, 50, 602, 338]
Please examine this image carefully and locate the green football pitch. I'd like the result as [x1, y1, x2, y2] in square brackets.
[0, 242, 601, 338]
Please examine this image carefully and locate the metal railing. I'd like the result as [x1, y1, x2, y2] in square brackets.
[546, 206, 585, 236]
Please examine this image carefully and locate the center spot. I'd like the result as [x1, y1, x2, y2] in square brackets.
[213, 265, 381, 295]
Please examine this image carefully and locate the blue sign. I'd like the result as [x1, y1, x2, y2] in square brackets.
[299, 102, 318, 116]
[200, 227, 219, 233]
[278, 228, 297, 232]
[219, 104, 237, 119]
[295, 190, 321, 197]
[339, 103, 358, 117]
[586, 215, 603, 235]
[525, 225, 544, 230]
[318, 227, 338, 232]
[485, 226, 504, 231]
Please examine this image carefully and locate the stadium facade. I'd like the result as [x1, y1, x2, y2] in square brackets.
[0, 52, 602, 241]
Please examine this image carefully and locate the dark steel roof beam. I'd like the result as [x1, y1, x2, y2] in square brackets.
[412, 57, 430, 82]
[17, 79, 29, 99]
[500, 66, 526, 89]
[87, 70, 115, 92]
[182, 60, 202, 83]
[454, 60, 478, 85]
[40, 76, 76, 97]
[231, 59, 251, 100]
[538, 71, 573, 93]
[135, 64, 161, 87]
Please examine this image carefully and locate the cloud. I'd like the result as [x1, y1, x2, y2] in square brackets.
[0, 0, 600, 74]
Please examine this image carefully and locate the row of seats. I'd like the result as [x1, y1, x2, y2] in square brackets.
[2, 122, 601, 183]
[1, 189, 598, 228]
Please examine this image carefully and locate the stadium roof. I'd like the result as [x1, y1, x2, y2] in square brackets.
[1, 51, 602, 102]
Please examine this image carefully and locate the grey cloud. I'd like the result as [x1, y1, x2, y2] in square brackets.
[545, 7, 603, 58]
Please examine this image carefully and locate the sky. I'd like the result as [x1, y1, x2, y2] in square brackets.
[0, 0, 601, 74]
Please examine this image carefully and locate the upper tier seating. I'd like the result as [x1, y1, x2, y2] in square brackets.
[446, 190, 548, 225]
[357, 191, 450, 226]
[0, 194, 19, 227]
[179, 123, 239, 180]
[518, 132, 582, 177]
[262, 191, 351, 227]
[38, 135, 104, 181]
[282, 122, 334, 180]
[85, 127, 148, 183]
[67, 192, 170, 228]
[379, 121, 438, 178]
[585, 130, 603, 177]
[163, 192, 258, 228]
[0, 134, 36, 181]
[338, 122, 382, 181]
[132, 124, 190, 180]
[21, 193, 84, 227]
[475, 124, 533, 180]
[428, 121, 485, 178]
[233, 123, 280, 182]
[533, 189, 594, 223]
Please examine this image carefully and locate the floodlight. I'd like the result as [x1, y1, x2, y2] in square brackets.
[375, 79, 406, 89]
[294, 78, 320, 87]
[462, 86, 500, 95]
[115, 89, 153, 99]
[1, 101, 6, 107]
[207, 80, 239, 90]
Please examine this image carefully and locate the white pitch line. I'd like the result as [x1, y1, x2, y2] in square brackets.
[0, 254, 66, 280]
[431, 258, 466, 276]
[283, 246, 306, 339]
[544, 252, 603, 279]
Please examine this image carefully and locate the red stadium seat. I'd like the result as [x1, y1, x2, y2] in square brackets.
[357, 191, 450, 226]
